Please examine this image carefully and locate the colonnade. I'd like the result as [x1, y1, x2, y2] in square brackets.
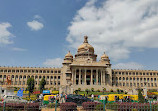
[72, 68, 108, 85]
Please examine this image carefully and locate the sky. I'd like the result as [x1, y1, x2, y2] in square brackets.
[0, 0, 158, 70]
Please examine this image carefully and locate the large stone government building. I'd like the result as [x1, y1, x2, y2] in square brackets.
[0, 36, 158, 91]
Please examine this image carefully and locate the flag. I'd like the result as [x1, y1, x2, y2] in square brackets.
[17, 88, 24, 97]
[87, 49, 89, 52]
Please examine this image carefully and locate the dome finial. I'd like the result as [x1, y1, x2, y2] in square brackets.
[84, 36, 88, 43]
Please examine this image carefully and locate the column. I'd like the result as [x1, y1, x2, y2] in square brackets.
[74, 69, 76, 85]
[79, 69, 81, 85]
[72, 70, 74, 85]
[91, 69, 93, 85]
[96, 69, 98, 85]
[103, 70, 105, 85]
[101, 70, 103, 85]
[84, 69, 86, 85]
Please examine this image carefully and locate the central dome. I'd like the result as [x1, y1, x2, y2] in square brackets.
[78, 36, 94, 53]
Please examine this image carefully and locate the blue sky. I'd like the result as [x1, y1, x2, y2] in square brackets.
[0, 0, 158, 70]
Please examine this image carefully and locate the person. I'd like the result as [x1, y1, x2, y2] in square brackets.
[91, 94, 94, 102]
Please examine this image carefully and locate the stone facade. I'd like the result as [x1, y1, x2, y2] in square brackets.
[0, 36, 158, 91]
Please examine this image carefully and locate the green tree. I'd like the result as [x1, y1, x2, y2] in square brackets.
[138, 89, 145, 103]
[103, 88, 106, 94]
[27, 77, 35, 99]
[91, 88, 94, 92]
[117, 89, 120, 94]
[78, 88, 81, 91]
[39, 78, 46, 93]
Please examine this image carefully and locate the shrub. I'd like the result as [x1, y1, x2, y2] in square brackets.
[117, 89, 120, 93]
[96, 103, 103, 111]
[85, 89, 89, 94]
[110, 89, 113, 92]
[97, 89, 100, 92]
[0, 102, 40, 111]
[91, 88, 94, 92]
[103, 88, 106, 92]
[82, 102, 100, 110]
[47, 103, 59, 108]
[78, 88, 81, 91]
[60, 102, 77, 111]
[106, 103, 118, 110]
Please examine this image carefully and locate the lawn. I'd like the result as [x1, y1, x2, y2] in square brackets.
[78, 91, 124, 96]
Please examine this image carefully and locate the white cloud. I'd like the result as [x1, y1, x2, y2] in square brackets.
[12, 47, 27, 51]
[66, 0, 158, 61]
[43, 58, 63, 67]
[27, 20, 44, 31]
[34, 15, 42, 19]
[112, 62, 144, 70]
[0, 22, 13, 45]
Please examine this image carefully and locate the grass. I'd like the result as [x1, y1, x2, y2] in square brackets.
[78, 91, 124, 96]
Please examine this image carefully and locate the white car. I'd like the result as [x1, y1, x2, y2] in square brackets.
[2, 95, 27, 103]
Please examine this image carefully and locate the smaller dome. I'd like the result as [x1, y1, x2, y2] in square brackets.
[65, 51, 73, 58]
[101, 52, 109, 59]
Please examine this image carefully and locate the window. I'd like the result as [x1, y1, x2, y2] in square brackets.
[126, 72, 128, 75]
[58, 82, 60, 85]
[4, 75, 6, 78]
[28, 70, 31, 73]
[24, 70, 27, 73]
[20, 70, 23, 73]
[58, 70, 61, 73]
[6, 96, 12, 99]
[119, 72, 121, 75]
[36, 70, 38, 73]
[133, 72, 135, 75]
[54, 76, 56, 79]
[23, 75, 26, 79]
[51, 76, 53, 79]
[58, 76, 60, 79]
[47, 70, 49, 73]
[43, 70, 46, 73]
[130, 83, 132, 86]
[47, 76, 49, 79]
[32, 70, 34, 73]
[51, 70, 53, 73]
[55, 71, 57, 73]
[0, 75, 2, 78]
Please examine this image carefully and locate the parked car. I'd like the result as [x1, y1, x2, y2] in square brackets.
[2, 95, 27, 103]
[65, 94, 91, 105]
